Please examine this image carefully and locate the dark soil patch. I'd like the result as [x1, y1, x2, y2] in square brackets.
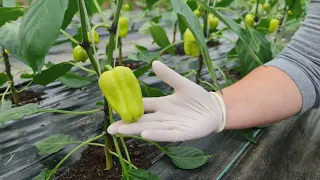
[56, 141, 162, 180]
[5, 90, 46, 106]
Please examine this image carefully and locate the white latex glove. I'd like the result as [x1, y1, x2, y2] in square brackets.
[107, 61, 226, 142]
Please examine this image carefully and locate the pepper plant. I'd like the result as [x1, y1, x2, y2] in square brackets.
[0, 0, 308, 179]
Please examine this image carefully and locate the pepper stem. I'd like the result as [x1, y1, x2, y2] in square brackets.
[104, 65, 113, 71]
[2, 47, 19, 105]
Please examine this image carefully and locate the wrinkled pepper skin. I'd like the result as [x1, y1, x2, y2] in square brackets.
[98, 66, 144, 123]
[269, 19, 279, 33]
[73, 45, 88, 63]
[245, 14, 254, 27]
[87, 30, 100, 44]
[184, 29, 200, 57]
[119, 17, 129, 38]
[208, 14, 219, 30]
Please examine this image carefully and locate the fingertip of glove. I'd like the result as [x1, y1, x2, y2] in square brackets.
[107, 126, 118, 135]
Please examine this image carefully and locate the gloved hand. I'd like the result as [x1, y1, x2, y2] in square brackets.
[107, 61, 226, 142]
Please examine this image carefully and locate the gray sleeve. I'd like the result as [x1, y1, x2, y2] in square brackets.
[265, 0, 320, 115]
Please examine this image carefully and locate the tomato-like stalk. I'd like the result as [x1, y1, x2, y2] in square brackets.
[2, 47, 19, 105]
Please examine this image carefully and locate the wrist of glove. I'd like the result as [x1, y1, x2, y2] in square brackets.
[107, 61, 226, 142]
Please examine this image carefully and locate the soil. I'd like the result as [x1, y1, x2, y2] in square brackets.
[5, 89, 46, 106]
[56, 140, 163, 180]
[115, 60, 144, 70]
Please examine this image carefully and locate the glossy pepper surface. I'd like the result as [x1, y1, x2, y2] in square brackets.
[73, 45, 88, 63]
[98, 66, 144, 123]
[123, 3, 131, 12]
[119, 17, 129, 38]
[184, 29, 200, 57]
[269, 19, 279, 33]
[4, 49, 10, 54]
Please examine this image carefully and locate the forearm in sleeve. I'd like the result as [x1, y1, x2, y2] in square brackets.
[266, 0, 320, 115]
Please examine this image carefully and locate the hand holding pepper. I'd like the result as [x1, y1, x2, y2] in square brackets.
[107, 61, 226, 142]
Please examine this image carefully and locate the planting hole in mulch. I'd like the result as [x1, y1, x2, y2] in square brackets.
[5, 89, 46, 105]
[56, 141, 163, 180]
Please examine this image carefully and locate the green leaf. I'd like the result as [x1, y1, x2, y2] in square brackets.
[236, 128, 256, 143]
[3, 0, 16, 7]
[140, 81, 166, 97]
[0, 100, 12, 111]
[139, 21, 152, 35]
[196, 0, 265, 66]
[61, 0, 78, 30]
[126, 168, 160, 180]
[150, 24, 175, 54]
[216, 0, 234, 7]
[0, 103, 39, 127]
[185, 0, 198, 11]
[133, 63, 152, 78]
[0, 73, 8, 87]
[167, 146, 211, 169]
[35, 134, 72, 154]
[58, 72, 92, 88]
[162, 11, 178, 27]
[0, 23, 28, 66]
[134, 45, 158, 63]
[177, 14, 187, 36]
[33, 62, 73, 86]
[95, 101, 104, 106]
[235, 29, 272, 77]
[19, 0, 69, 72]
[32, 169, 52, 180]
[286, 0, 303, 18]
[0, 7, 25, 28]
[20, 73, 35, 79]
[170, 0, 219, 87]
[146, 0, 159, 10]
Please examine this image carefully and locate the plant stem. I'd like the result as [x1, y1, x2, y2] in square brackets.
[72, 141, 105, 147]
[119, 38, 123, 66]
[2, 48, 19, 105]
[93, 0, 110, 28]
[173, 20, 177, 44]
[109, 150, 138, 169]
[1, 82, 11, 102]
[60, 29, 79, 44]
[117, 135, 168, 154]
[196, 55, 204, 84]
[47, 133, 106, 179]
[120, 136, 132, 169]
[254, 0, 260, 23]
[36, 108, 101, 115]
[107, 0, 124, 66]
[109, 104, 129, 178]
[92, 23, 110, 31]
[17, 80, 33, 93]
[103, 99, 113, 170]
[77, 0, 101, 76]
[274, 5, 287, 44]
[67, 61, 97, 74]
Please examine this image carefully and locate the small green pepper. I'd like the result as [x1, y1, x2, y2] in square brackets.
[73, 45, 88, 63]
[98, 66, 144, 123]
[119, 17, 129, 38]
[245, 14, 255, 27]
[123, 3, 131, 12]
[208, 14, 219, 30]
[87, 30, 100, 44]
[269, 18, 279, 33]
[184, 29, 200, 57]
